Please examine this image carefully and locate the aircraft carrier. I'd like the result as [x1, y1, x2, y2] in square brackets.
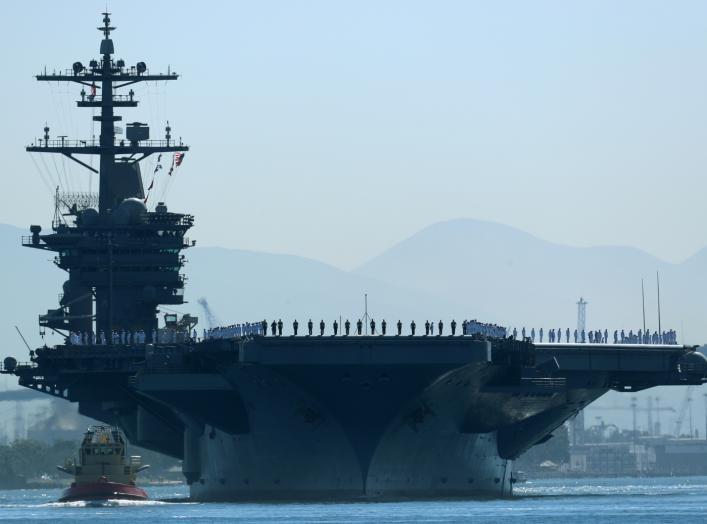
[3, 14, 707, 501]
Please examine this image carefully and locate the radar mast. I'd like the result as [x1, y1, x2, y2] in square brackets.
[24, 13, 193, 342]
[27, 12, 188, 212]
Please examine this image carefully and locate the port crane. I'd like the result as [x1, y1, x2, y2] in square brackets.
[586, 396, 675, 436]
[673, 386, 696, 438]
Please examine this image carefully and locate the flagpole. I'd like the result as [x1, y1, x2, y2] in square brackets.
[656, 271, 662, 337]
[641, 278, 646, 333]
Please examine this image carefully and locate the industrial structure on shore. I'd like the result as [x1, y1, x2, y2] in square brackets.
[2, 14, 707, 501]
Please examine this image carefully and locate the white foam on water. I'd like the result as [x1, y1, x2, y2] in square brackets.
[0, 498, 189, 509]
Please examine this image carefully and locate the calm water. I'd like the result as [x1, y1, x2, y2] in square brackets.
[1, 477, 706, 523]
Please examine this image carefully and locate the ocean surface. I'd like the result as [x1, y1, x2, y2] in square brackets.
[0, 477, 706, 523]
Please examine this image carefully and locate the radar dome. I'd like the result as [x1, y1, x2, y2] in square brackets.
[3, 357, 17, 373]
[113, 198, 147, 225]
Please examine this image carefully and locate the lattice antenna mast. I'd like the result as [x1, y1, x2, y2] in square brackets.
[26, 12, 189, 213]
[576, 297, 587, 334]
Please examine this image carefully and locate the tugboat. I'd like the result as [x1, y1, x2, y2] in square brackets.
[57, 425, 149, 502]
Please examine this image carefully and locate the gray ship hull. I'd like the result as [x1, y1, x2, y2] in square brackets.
[188, 427, 511, 501]
[180, 361, 515, 500]
[130, 337, 609, 500]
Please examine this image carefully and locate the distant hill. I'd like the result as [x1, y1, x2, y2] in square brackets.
[355, 218, 700, 342]
[0, 224, 460, 362]
[183, 246, 464, 332]
[3, 217, 705, 349]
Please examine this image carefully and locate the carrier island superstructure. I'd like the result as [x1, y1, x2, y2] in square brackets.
[3, 14, 707, 501]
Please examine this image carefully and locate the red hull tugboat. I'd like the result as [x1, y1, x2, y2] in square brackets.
[57, 425, 149, 502]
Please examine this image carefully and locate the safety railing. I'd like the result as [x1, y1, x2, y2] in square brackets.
[29, 139, 185, 148]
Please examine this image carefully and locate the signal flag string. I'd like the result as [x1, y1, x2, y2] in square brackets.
[144, 152, 186, 205]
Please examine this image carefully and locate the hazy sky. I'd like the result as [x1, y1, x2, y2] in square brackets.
[3, 0, 707, 269]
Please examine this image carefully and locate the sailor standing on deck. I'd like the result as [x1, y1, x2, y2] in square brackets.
[425, 321, 430, 336]
[451, 319, 457, 336]
[293, 319, 299, 336]
[438, 320, 443, 336]
[320, 320, 325, 336]
[345, 319, 351, 336]
[271, 321, 277, 336]
[357, 319, 363, 335]
[308, 319, 313, 336]
[333, 320, 339, 336]
[531, 328, 536, 342]
[397, 320, 402, 336]
[370, 319, 376, 335]
[262, 320, 268, 335]
[278, 319, 283, 336]
[381, 319, 387, 336]
[411, 320, 416, 335]
[566, 328, 570, 344]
